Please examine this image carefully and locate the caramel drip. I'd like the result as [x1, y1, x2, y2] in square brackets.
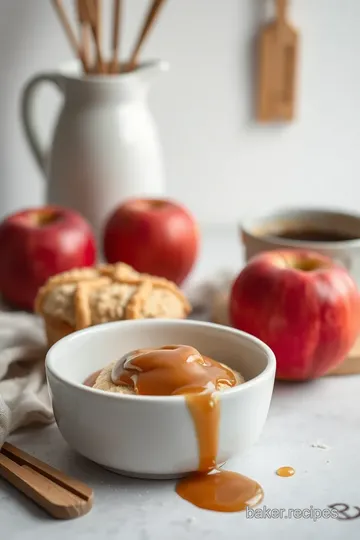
[111, 345, 237, 397]
[276, 466, 295, 477]
[186, 392, 219, 473]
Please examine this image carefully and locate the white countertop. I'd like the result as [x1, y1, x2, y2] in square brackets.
[2, 226, 360, 539]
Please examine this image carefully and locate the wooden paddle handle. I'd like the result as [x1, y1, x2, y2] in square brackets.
[275, 0, 287, 21]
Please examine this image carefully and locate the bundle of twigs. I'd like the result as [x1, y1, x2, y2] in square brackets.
[52, 0, 167, 74]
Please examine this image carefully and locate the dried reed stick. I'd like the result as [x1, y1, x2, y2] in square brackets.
[84, 0, 105, 73]
[127, 0, 167, 71]
[94, 0, 104, 71]
[76, 0, 92, 71]
[110, 0, 122, 74]
[81, 25, 92, 68]
[53, 0, 169, 75]
[52, 0, 89, 71]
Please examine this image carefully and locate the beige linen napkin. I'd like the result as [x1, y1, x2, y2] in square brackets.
[0, 311, 54, 447]
[188, 272, 234, 326]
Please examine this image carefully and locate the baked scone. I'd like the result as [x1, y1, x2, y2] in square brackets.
[35, 263, 191, 347]
[91, 362, 245, 394]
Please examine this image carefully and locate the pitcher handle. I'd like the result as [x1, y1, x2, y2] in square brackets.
[21, 72, 64, 177]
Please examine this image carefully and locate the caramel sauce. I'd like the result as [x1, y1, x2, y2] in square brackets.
[84, 369, 102, 387]
[86, 345, 264, 512]
[111, 345, 237, 397]
[276, 466, 295, 477]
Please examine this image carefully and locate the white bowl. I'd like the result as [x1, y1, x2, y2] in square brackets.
[46, 319, 276, 479]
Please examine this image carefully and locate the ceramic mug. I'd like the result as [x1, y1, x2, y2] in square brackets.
[240, 208, 360, 287]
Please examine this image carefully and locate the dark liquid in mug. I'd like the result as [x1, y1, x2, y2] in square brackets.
[273, 229, 359, 242]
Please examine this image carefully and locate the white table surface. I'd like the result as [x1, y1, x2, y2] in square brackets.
[1, 226, 360, 539]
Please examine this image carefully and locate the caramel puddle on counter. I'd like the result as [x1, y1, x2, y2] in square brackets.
[110, 345, 264, 513]
[276, 466, 295, 478]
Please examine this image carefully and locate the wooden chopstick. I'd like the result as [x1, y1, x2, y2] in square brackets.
[110, 0, 123, 74]
[52, 0, 89, 72]
[127, 0, 167, 71]
[0, 443, 93, 519]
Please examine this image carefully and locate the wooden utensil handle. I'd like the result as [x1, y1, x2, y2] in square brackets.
[276, 0, 287, 21]
[0, 443, 93, 520]
[0, 454, 82, 519]
[2, 443, 93, 499]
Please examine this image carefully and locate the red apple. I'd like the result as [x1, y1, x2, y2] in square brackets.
[0, 206, 96, 310]
[103, 198, 199, 285]
[229, 250, 360, 380]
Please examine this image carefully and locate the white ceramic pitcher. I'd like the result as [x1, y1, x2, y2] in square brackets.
[21, 60, 168, 236]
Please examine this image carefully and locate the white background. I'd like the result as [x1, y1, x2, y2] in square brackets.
[0, 0, 359, 224]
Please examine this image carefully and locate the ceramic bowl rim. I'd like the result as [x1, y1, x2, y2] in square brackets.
[46, 319, 276, 404]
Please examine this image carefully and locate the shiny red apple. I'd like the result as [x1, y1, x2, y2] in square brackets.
[103, 198, 199, 284]
[0, 206, 96, 310]
[229, 250, 360, 380]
